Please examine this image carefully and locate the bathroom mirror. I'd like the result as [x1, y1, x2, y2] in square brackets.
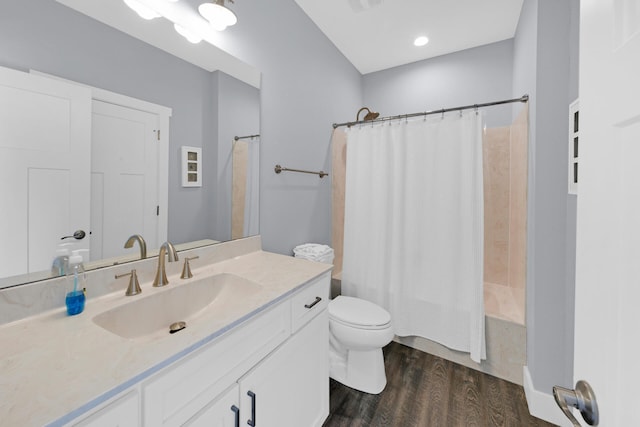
[0, 0, 260, 289]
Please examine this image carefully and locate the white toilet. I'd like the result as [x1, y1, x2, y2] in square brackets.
[328, 295, 394, 394]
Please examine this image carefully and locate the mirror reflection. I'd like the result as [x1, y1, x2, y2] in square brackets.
[0, 0, 260, 289]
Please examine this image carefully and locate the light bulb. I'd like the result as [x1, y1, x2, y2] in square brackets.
[174, 24, 203, 44]
[414, 36, 429, 47]
[199, 2, 237, 31]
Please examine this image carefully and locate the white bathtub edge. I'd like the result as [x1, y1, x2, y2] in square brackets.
[523, 366, 573, 427]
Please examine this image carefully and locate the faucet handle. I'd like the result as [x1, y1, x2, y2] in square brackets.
[181, 256, 200, 279]
[116, 269, 142, 296]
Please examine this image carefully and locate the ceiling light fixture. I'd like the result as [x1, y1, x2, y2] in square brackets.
[198, 0, 237, 31]
[414, 36, 429, 47]
[174, 23, 203, 44]
[123, 0, 161, 20]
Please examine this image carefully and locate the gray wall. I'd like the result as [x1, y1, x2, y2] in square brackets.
[0, 0, 363, 257]
[513, 0, 579, 393]
[363, 39, 515, 128]
[215, 0, 364, 255]
[0, 0, 214, 245]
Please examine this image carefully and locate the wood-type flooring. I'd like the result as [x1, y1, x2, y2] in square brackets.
[323, 342, 556, 427]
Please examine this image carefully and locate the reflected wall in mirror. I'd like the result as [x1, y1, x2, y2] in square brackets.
[0, 0, 260, 289]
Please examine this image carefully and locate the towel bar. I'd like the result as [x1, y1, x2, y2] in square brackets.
[274, 164, 328, 178]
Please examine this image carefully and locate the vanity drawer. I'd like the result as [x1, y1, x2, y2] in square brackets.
[291, 272, 330, 332]
[142, 301, 291, 427]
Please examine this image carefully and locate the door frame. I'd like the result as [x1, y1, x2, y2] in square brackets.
[30, 70, 172, 248]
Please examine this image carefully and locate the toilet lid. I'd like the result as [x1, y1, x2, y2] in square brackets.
[328, 296, 391, 327]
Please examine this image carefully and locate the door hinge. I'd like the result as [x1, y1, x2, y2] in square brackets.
[156, 205, 159, 216]
[156, 130, 160, 141]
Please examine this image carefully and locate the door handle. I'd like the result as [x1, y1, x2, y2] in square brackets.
[247, 390, 256, 426]
[61, 230, 86, 240]
[553, 380, 599, 426]
[231, 405, 240, 427]
[304, 296, 322, 309]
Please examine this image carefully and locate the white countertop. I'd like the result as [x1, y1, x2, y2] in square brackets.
[0, 250, 331, 427]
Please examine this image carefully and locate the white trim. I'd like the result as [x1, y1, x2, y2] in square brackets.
[29, 70, 170, 246]
[523, 366, 573, 427]
[29, 70, 173, 117]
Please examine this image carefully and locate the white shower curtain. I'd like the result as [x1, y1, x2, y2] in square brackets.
[342, 111, 486, 362]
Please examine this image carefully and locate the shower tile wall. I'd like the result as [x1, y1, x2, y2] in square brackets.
[483, 105, 528, 312]
[483, 128, 511, 286]
[508, 107, 528, 292]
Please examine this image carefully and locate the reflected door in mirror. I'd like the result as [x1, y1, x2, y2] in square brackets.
[0, 67, 91, 277]
[91, 100, 161, 260]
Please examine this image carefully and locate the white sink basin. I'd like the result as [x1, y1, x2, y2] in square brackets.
[93, 273, 261, 339]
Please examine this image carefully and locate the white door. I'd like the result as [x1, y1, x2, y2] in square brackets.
[570, 0, 640, 425]
[90, 100, 160, 260]
[0, 66, 91, 277]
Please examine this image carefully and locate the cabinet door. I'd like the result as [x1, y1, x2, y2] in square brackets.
[73, 391, 139, 427]
[184, 384, 240, 427]
[239, 310, 329, 427]
[143, 301, 290, 427]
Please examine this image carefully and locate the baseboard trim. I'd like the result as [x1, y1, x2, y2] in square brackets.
[523, 366, 573, 427]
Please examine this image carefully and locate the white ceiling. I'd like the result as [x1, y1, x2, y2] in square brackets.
[294, 0, 524, 75]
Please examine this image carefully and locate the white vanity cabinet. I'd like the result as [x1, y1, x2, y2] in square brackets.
[72, 390, 139, 427]
[64, 272, 330, 427]
[144, 271, 329, 427]
[183, 384, 240, 427]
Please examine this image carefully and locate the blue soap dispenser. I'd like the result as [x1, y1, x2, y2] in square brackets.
[66, 249, 88, 316]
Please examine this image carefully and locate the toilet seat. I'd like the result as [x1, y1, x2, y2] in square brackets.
[329, 296, 391, 330]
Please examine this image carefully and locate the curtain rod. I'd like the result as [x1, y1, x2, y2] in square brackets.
[234, 134, 260, 141]
[332, 95, 529, 129]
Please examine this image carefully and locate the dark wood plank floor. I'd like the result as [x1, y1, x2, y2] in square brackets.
[323, 342, 556, 427]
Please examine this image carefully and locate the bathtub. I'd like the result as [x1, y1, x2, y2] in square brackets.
[331, 274, 527, 386]
[395, 281, 526, 385]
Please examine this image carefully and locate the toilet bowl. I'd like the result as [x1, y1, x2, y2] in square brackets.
[328, 295, 394, 394]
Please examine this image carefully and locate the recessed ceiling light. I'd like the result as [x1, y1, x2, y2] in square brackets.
[414, 36, 429, 47]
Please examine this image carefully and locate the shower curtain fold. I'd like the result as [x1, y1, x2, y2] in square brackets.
[341, 111, 486, 362]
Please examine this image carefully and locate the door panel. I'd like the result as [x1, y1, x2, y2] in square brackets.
[91, 100, 159, 260]
[573, 0, 640, 425]
[0, 66, 91, 277]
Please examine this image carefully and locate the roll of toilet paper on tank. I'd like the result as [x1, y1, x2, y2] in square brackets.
[293, 243, 334, 264]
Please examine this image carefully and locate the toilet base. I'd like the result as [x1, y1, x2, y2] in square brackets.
[330, 347, 387, 394]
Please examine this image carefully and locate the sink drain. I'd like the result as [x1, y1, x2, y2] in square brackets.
[169, 321, 186, 334]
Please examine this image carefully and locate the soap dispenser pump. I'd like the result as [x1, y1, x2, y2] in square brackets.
[65, 249, 88, 316]
[51, 243, 73, 277]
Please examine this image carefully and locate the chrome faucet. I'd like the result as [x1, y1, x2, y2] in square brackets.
[153, 241, 179, 287]
[124, 234, 147, 259]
